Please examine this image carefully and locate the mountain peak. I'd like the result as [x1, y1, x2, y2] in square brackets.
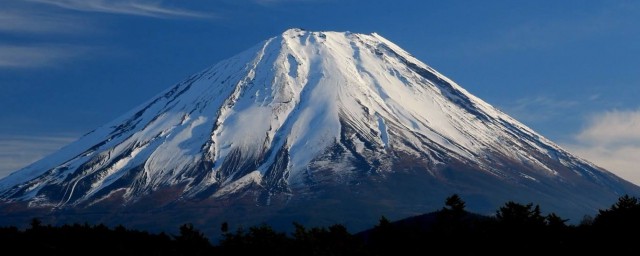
[282, 27, 306, 35]
[0, 29, 637, 233]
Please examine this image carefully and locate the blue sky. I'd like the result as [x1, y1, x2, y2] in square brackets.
[1, 0, 639, 183]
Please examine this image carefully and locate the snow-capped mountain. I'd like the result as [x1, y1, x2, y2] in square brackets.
[0, 29, 637, 231]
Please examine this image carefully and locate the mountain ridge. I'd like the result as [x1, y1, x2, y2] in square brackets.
[0, 29, 637, 232]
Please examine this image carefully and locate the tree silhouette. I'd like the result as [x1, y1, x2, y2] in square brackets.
[29, 218, 42, 230]
[220, 224, 290, 255]
[291, 222, 362, 255]
[436, 194, 470, 234]
[496, 201, 545, 228]
[546, 213, 568, 229]
[594, 194, 640, 229]
[368, 216, 398, 255]
[220, 222, 229, 234]
[443, 194, 466, 214]
[174, 223, 211, 255]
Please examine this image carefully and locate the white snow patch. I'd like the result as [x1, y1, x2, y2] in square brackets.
[214, 171, 262, 197]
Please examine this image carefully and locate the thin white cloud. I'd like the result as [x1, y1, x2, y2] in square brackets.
[0, 5, 95, 69]
[0, 9, 91, 34]
[254, 0, 322, 4]
[26, 0, 210, 18]
[588, 94, 601, 101]
[0, 44, 90, 68]
[450, 2, 638, 56]
[563, 109, 640, 185]
[0, 1, 211, 70]
[514, 96, 579, 109]
[0, 135, 77, 179]
[485, 16, 613, 52]
[505, 95, 579, 123]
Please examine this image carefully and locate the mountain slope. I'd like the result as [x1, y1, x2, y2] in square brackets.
[0, 29, 637, 232]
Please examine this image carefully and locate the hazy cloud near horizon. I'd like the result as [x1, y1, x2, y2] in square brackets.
[563, 109, 640, 186]
[0, 135, 76, 178]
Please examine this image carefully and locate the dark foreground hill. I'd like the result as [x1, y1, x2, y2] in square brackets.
[2, 195, 639, 255]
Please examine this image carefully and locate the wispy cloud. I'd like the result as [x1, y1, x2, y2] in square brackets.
[504, 95, 579, 123]
[452, 2, 639, 56]
[576, 110, 640, 146]
[0, 0, 208, 70]
[0, 135, 77, 179]
[563, 109, 640, 185]
[254, 0, 322, 4]
[481, 16, 613, 52]
[0, 44, 90, 68]
[0, 10, 91, 34]
[0, 4, 96, 69]
[514, 96, 579, 110]
[26, 0, 210, 18]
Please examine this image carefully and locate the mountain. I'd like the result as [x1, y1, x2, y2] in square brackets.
[0, 29, 637, 233]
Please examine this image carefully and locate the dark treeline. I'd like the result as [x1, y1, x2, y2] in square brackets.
[2, 194, 640, 255]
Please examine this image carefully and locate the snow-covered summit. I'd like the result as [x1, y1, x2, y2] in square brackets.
[0, 29, 636, 229]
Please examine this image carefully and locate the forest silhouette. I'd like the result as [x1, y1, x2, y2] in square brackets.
[1, 194, 638, 255]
